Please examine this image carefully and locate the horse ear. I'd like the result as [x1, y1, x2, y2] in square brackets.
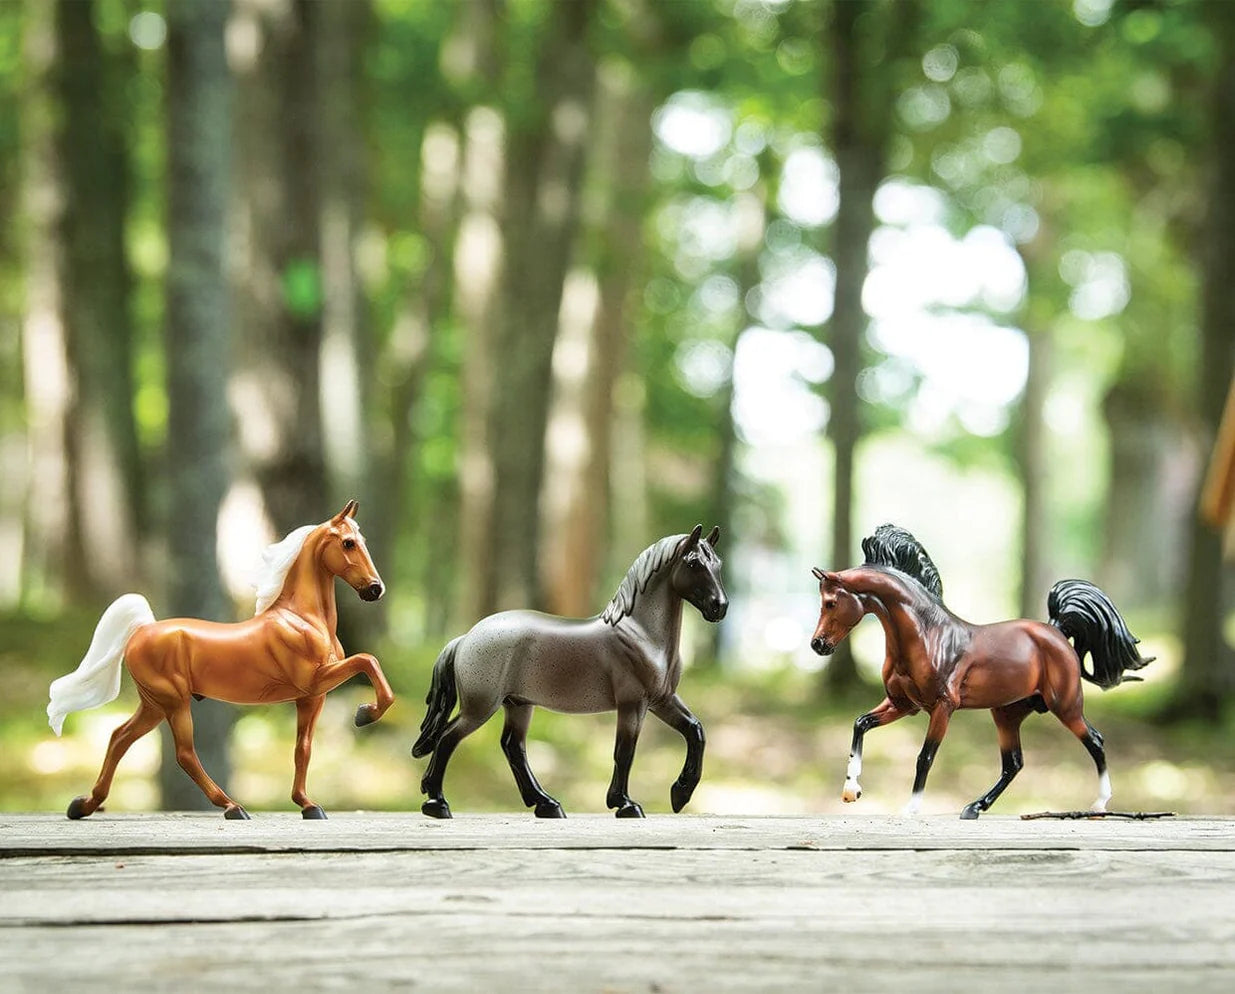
[812, 567, 826, 582]
[676, 525, 704, 558]
[334, 499, 358, 522]
[706, 525, 720, 548]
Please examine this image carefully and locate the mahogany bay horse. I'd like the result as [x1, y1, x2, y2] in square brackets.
[412, 525, 728, 819]
[811, 524, 1153, 819]
[47, 500, 395, 820]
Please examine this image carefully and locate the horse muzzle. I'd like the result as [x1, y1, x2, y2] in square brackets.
[810, 636, 834, 656]
[359, 580, 385, 602]
[703, 597, 728, 623]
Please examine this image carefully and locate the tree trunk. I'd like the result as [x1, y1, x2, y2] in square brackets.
[19, 0, 72, 606]
[230, 0, 326, 536]
[823, 0, 884, 692]
[487, 0, 598, 611]
[1017, 326, 1051, 619]
[1174, 4, 1235, 719]
[541, 60, 653, 618]
[160, 0, 235, 809]
[56, 0, 143, 600]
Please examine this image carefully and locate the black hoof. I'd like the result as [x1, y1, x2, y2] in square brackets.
[614, 801, 645, 819]
[534, 800, 566, 818]
[354, 704, 378, 727]
[960, 803, 982, 820]
[301, 804, 327, 820]
[671, 779, 696, 814]
[422, 797, 452, 819]
[224, 804, 251, 820]
[66, 796, 91, 820]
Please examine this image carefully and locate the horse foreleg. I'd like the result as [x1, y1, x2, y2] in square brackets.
[904, 703, 953, 816]
[307, 653, 395, 727]
[166, 703, 248, 819]
[419, 712, 488, 819]
[961, 698, 1037, 820]
[606, 701, 647, 818]
[844, 697, 914, 803]
[650, 694, 705, 813]
[292, 695, 327, 819]
[67, 698, 163, 819]
[500, 702, 564, 818]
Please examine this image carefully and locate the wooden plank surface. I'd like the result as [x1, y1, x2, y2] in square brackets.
[2, 814, 1232, 993]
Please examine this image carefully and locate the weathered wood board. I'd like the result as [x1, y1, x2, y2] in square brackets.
[1, 814, 1232, 993]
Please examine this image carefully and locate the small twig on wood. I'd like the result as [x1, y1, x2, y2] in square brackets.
[1020, 810, 1176, 821]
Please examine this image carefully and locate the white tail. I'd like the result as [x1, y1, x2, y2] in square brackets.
[47, 593, 155, 736]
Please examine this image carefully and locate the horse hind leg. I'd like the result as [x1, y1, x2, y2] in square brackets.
[500, 701, 565, 818]
[420, 699, 498, 819]
[1061, 713, 1110, 812]
[960, 698, 1037, 820]
[67, 697, 163, 819]
[165, 702, 249, 819]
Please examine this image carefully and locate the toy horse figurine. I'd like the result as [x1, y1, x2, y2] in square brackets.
[811, 524, 1152, 819]
[48, 500, 394, 820]
[413, 525, 728, 819]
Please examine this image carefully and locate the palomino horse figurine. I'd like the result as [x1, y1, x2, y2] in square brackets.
[412, 525, 728, 819]
[811, 524, 1152, 819]
[48, 500, 394, 820]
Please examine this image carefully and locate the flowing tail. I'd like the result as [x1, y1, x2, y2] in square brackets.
[411, 637, 460, 758]
[1047, 579, 1154, 689]
[47, 593, 155, 735]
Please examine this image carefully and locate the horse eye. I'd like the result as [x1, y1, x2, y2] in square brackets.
[342, 538, 356, 550]
[824, 598, 836, 609]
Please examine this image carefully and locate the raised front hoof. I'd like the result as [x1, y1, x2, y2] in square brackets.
[301, 804, 328, 820]
[614, 801, 645, 819]
[422, 798, 452, 819]
[534, 800, 566, 819]
[841, 786, 862, 803]
[959, 803, 982, 821]
[66, 796, 93, 820]
[354, 704, 379, 728]
[670, 780, 696, 814]
[223, 804, 251, 821]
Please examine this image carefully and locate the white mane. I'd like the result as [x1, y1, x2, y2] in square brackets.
[253, 524, 316, 614]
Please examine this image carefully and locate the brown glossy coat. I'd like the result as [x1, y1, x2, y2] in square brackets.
[67, 501, 393, 820]
[811, 565, 1112, 818]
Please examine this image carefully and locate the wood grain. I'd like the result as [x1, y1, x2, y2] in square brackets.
[1, 814, 1232, 993]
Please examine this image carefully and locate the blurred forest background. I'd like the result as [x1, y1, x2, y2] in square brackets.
[1, 0, 1234, 818]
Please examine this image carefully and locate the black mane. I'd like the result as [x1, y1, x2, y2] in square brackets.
[861, 524, 944, 599]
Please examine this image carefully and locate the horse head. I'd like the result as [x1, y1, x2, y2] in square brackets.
[321, 499, 385, 602]
[809, 568, 863, 655]
[670, 524, 728, 623]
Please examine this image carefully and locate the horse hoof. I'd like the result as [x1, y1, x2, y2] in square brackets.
[66, 796, 92, 820]
[534, 800, 566, 818]
[614, 801, 645, 819]
[301, 804, 327, 820]
[354, 704, 378, 727]
[670, 780, 695, 813]
[224, 804, 251, 820]
[422, 798, 452, 819]
[959, 804, 982, 820]
[842, 785, 861, 803]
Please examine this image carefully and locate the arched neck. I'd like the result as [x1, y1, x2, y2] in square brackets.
[624, 571, 684, 657]
[272, 531, 338, 632]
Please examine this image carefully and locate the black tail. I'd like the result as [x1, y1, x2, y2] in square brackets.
[1047, 579, 1154, 689]
[411, 638, 460, 758]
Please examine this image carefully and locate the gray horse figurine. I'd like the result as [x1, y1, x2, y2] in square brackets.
[412, 525, 728, 819]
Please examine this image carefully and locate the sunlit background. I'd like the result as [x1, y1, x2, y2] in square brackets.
[1, 0, 1233, 818]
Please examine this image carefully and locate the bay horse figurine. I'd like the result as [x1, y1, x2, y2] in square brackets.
[412, 525, 727, 819]
[811, 525, 1152, 819]
[48, 500, 394, 820]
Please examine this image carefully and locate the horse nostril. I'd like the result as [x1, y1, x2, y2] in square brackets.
[714, 599, 728, 620]
[810, 637, 824, 655]
[362, 582, 384, 602]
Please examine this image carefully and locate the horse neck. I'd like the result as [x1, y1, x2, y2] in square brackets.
[272, 533, 338, 633]
[842, 568, 924, 652]
[624, 572, 684, 661]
